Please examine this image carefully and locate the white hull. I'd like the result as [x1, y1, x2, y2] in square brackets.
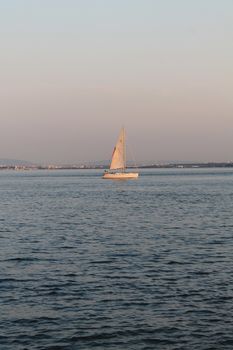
[103, 172, 139, 180]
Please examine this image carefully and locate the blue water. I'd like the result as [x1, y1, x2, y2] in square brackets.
[1, 168, 233, 350]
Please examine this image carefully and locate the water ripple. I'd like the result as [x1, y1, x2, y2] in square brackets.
[0, 169, 233, 349]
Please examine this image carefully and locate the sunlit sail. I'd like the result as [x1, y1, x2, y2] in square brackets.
[109, 128, 125, 170]
[103, 127, 139, 180]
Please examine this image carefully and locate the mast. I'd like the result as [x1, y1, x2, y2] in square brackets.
[123, 127, 126, 171]
[109, 127, 126, 172]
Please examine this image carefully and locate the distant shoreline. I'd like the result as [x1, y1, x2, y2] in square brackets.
[1, 162, 233, 171]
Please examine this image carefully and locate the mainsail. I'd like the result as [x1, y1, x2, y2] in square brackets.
[110, 128, 126, 170]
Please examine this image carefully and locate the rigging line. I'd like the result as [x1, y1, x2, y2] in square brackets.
[127, 133, 139, 172]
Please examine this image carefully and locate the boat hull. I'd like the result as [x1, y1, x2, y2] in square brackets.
[103, 172, 139, 180]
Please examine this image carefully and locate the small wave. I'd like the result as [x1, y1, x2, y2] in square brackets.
[219, 339, 233, 346]
[167, 260, 187, 265]
[41, 345, 69, 350]
[6, 257, 40, 262]
[70, 327, 180, 343]
[89, 260, 113, 264]
[143, 338, 176, 345]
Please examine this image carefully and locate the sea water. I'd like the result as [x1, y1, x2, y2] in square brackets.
[0, 168, 233, 350]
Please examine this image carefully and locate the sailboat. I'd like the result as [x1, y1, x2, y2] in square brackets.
[103, 127, 139, 179]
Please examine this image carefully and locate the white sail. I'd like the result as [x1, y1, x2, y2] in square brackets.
[103, 127, 139, 179]
[110, 128, 125, 170]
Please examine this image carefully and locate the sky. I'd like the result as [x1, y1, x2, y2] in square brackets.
[1, 0, 233, 164]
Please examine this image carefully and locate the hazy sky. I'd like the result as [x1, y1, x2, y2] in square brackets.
[1, 0, 233, 164]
